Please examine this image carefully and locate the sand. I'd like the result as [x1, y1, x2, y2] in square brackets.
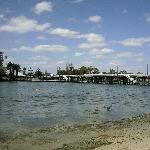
[0, 114, 150, 150]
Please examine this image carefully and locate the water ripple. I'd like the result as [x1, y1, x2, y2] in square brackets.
[0, 82, 150, 128]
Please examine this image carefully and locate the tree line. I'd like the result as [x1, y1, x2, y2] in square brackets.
[56, 63, 129, 75]
[0, 51, 133, 81]
[57, 63, 100, 75]
[0, 52, 51, 80]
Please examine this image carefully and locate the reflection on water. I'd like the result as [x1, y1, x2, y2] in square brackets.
[0, 82, 150, 129]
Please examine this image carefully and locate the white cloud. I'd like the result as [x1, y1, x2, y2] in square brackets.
[11, 44, 68, 52]
[116, 52, 132, 58]
[134, 53, 144, 57]
[115, 51, 144, 63]
[116, 52, 144, 60]
[119, 37, 150, 46]
[78, 43, 105, 49]
[122, 9, 127, 14]
[26, 56, 50, 67]
[81, 60, 93, 65]
[37, 36, 47, 40]
[91, 48, 114, 54]
[0, 16, 50, 33]
[101, 48, 114, 53]
[74, 52, 84, 56]
[33, 1, 53, 14]
[81, 33, 105, 43]
[78, 33, 106, 48]
[56, 61, 65, 65]
[109, 60, 123, 66]
[68, 17, 77, 22]
[90, 48, 114, 58]
[0, 14, 4, 19]
[144, 13, 150, 23]
[88, 15, 102, 23]
[32, 56, 49, 61]
[136, 58, 144, 62]
[72, 0, 84, 3]
[48, 28, 106, 50]
[49, 28, 80, 38]
[48, 27, 106, 48]
[0, 14, 7, 21]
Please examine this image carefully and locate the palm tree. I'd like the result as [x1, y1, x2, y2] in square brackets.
[13, 64, 21, 76]
[35, 68, 43, 79]
[23, 67, 26, 75]
[7, 62, 13, 80]
[0, 66, 6, 80]
[6, 62, 21, 80]
[11, 64, 15, 78]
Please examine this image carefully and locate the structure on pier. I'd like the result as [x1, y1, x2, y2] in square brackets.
[53, 73, 150, 85]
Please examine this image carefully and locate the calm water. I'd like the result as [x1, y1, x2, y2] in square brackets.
[0, 82, 150, 129]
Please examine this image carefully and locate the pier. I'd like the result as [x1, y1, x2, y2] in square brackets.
[52, 74, 150, 85]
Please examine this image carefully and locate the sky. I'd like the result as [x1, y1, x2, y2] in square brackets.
[0, 0, 150, 73]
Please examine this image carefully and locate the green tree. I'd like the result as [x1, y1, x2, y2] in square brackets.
[119, 70, 127, 74]
[65, 63, 74, 75]
[72, 69, 80, 75]
[0, 52, 5, 80]
[57, 67, 61, 75]
[34, 68, 43, 79]
[109, 68, 116, 74]
[0, 66, 6, 80]
[87, 66, 99, 74]
[7, 62, 21, 80]
[79, 66, 88, 75]
[44, 70, 50, 79]
[56, 64, 99, 75]
[13, 64, 21, 76]
[58, 70, 66, 75]
[23, 67, 26, 75]
[92, 67, 99, 74]
[7, 62, 13, 80]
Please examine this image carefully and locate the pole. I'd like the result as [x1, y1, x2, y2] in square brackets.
[147, 64, 149, 76]
[117, 66, 119, 83]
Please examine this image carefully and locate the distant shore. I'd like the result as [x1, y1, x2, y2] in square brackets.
[1, 73, 150, 86]
[0, 113, 150, 150]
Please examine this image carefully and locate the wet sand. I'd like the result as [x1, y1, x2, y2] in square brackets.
[0, 113, 150, 150]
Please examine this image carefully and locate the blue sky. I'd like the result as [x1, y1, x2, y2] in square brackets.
[0, 0, 150, 73]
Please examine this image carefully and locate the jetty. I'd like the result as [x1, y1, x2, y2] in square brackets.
[33, 73, 150, 85]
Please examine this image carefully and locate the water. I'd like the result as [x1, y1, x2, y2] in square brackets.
[0, 82, 150, 129]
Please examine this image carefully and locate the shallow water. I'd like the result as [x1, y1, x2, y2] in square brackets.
[0, 82, 150, 130]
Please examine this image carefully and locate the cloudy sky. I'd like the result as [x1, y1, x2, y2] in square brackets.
[0, 0, 150, 73]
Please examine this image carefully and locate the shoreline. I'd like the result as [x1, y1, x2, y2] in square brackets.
[0, 80, 150, 86]
[0, 113, 150, 150]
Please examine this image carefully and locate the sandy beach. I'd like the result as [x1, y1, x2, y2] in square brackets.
[0, 113, 150, 150]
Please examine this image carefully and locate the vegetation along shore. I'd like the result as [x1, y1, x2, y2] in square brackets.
[0, 52, 150, 85]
